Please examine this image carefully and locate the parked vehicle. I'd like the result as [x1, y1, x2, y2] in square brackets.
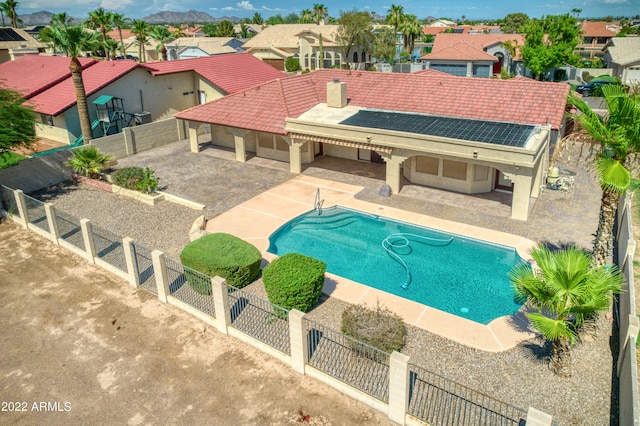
[115, 55, 138, 61]
[575, 76, 628, 97]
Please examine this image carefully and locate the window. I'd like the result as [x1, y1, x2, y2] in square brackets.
[474, 165, 489, 181]
[442, 159, 467, 180]
[258, 133, 273, 148]
[353, 52, 359, 63]
[415, 156, 439, 175]
[40, 113, 53, 126]
[275, 137, 289, 151]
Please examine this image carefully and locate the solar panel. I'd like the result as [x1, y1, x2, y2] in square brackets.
[0, 28, 25, 42]
[339, 110, 536, 148]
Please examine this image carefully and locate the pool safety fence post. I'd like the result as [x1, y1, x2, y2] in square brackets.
[44, 203, 60, 246]
[122, 237, 140, 288]
[288, 309, 308, 374]
[13, 189, 28, 228]
[151, 250, 170, 303]
[80, 218, 97, 264]
[388, 352, 410, 424]
[211, 276, 231, 335]
[525, 407, 553, 426]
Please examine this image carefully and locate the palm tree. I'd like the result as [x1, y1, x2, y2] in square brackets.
[149, 25, 173, 61]
[44, 25, 101, 144]
[386, 4, 403, 33]
[50, 12, 73, 27]
[398, 14, 421, 57]
[252, 12, 264, 25]
[312, 3, 327, 25]
[300, 9, 313, 24]
[110, 12, 129, 59]
[104, 37, 119, 60]
[87, 7, 113, 59]
[131, 20, 150, 63]
[66, 146, 114, 179]
[569, 86, 640, 268]
[1, 0, 19, 28]
[510, 245, 622, 376]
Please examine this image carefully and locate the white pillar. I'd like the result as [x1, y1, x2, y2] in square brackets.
[288, 309, 308, 374]
[525, 407, 553, 426]
[233, 134, 247, 163]
[388, 351, 410, 424]
[384, 155, 404, 195]
[289, 142, 303, 174]
[151, 250, 170, 303]
[80, 218, 97, 264]
[13, 189, 28, 228]
[510, 174, 532, 221]
[122, 237, 139, 288]
[44, 203, 59, 246]
[211, 276, 231, 334]
[188, 122, 200, 153]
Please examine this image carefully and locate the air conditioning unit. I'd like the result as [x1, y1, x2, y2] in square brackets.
[134, 112, 152, 124]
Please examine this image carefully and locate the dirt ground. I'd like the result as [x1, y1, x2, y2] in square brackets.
[0, 220, 393, 426]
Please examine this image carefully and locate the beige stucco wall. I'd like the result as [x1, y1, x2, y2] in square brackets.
[404, 156, 494, 194]
[34, 120, 75, 145]
[195, 75, 227, 104]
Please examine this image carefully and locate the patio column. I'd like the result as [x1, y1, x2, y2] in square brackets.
[229, 128, 251, 163]
[188, 121, 200, 153]
[510, 173, 532, 221]
[383, 154, 405, 195]
[289, 140, 304, 174]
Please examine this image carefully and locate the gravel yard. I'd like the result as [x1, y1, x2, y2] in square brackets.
[26, 139, 617, 425]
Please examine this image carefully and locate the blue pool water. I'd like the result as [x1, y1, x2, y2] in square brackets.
[267, 206, 524, 324]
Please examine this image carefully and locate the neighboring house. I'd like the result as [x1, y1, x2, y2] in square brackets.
[166, 37, 244, 60]
[176, 69, 569, 221]
[422, 33, 525, 77]
[242, 23, 371, 71]
[0, 27, 47, 63]
[233, 23, 262, 37]
[577, 21, 620, 60]
[429, 19, 457, 27]
[423, 25, 502, 35]
[0, 53, 285, 144]
[602, 36, 640, 84]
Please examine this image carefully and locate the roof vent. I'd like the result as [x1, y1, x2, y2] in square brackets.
[327, 79, 347, 108]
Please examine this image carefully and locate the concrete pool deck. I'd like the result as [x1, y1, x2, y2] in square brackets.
[205, 174, 538, 352]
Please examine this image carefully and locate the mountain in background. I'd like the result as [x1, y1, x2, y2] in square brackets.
[142, 10, 241, 24]
[19, 11, 84, 25]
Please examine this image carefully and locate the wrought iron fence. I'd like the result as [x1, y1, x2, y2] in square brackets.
[408, 363, 527, 425]
[132, 242, 156, 294]
[23, 193, 49, 233]
[91, 224, 127, 272]
[164, 257, 215, 317]
[304, 318, 390, 403]
[0, 185, 17, 215]
[228, 285, 290, 355]
[55, 209, 85, 251]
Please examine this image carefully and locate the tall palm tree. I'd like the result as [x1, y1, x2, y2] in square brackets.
[104, 37, 119, 60]
[50, 12, 73, 27]
[300, 9, 313, 24]
[131, 19, 150, 63]
[510, 245, 622, 376]
[386, 4, 403, 33]
[398, 14, 421, 57]
[45, 25, 101, 144]
[569, 86, 640, 268]
[312, 3, 327, 25]
[87, 7, 112, 59]
[110, 12, 129, 59]
[1, 0, 19, 28]
[149, 25, 173, 61]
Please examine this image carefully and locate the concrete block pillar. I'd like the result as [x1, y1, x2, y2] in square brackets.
[13, 189, 28, 228]
[289, 142, 303, 174]
[122, 237, 139, 288]
[211, 276, 231, 335]
[233, 134, 247, 163]
[510, 174, 532, 221]
[188, 122, 200, 153]
[80, 218, 97, 264]
[123, 127, 134, 156]
[384, 156, 404, 195]
[151, 250, 170, 303]
[177, 119, 187, 140]
[525, 407, 553, 426]
[388, 351, 410, 424]
[44, 203, 60, 245]
[288, 309, 308, 374]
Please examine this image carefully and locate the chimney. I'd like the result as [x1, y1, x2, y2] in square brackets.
[327, 78, 347, 108]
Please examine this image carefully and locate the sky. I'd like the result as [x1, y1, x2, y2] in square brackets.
[17, 0, 640, 21]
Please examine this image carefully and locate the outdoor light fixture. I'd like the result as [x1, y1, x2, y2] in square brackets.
[366, 136, 372, 143]
[473, 150, 478, 159]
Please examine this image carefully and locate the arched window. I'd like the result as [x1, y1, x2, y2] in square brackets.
[353, 52, 359, 64]
[323, 51, 331, 68]
[304, 53, 309, 68]
[310, 53, 317, 70]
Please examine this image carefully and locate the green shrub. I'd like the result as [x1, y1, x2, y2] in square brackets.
[285, 57, 300, 72]
[135, 167, 159, 194]
[180, 233, 261, 293]
[112, 167, 145, 189]
[66, 146, 113, 178]
[341, 302, 406, 353]
[262, 253, 325, 312]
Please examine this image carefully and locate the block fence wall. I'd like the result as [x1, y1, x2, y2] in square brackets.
[615, 194, 640, 426]
[0, 185, 556, 426]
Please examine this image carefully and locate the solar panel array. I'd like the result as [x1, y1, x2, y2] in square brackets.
[339, 110, 536, 147]
[0, 28, 25, 42]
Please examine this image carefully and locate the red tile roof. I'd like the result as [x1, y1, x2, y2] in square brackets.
[424, 42, 498, 61]
[106, 29, 135, 40]
[142, 53, 286, 94]
[580, 21, 619, 38]
[0, 55, 96, 98]
[176, 69, 570, 135]
[27, 60, 139, 115]
[430, 33, 525, 60]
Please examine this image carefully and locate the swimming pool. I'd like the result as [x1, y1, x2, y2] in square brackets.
[267, 206, 524, 324]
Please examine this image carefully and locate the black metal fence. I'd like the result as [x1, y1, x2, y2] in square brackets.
[164, 257, 216, 318]
[91, 224, 127, 272]
[228, 285, 290, 355]
[305, 318, 390, 403]
[23, 193, 49, 233]
[132, 242, 156, 294]
[55, 209, 85, 251]
[0, 185, 17, 215]
[408, 363, 527, 425]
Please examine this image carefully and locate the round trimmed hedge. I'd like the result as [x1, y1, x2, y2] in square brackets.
[262, 253, 326, 312]
[180, 233, 262, 293]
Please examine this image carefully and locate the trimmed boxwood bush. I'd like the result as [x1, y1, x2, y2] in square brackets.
[263, 253, 325, 312]
[112, 166, 145, 190]
[341, 302, 406, 353]
[180, 233, 262, 294]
